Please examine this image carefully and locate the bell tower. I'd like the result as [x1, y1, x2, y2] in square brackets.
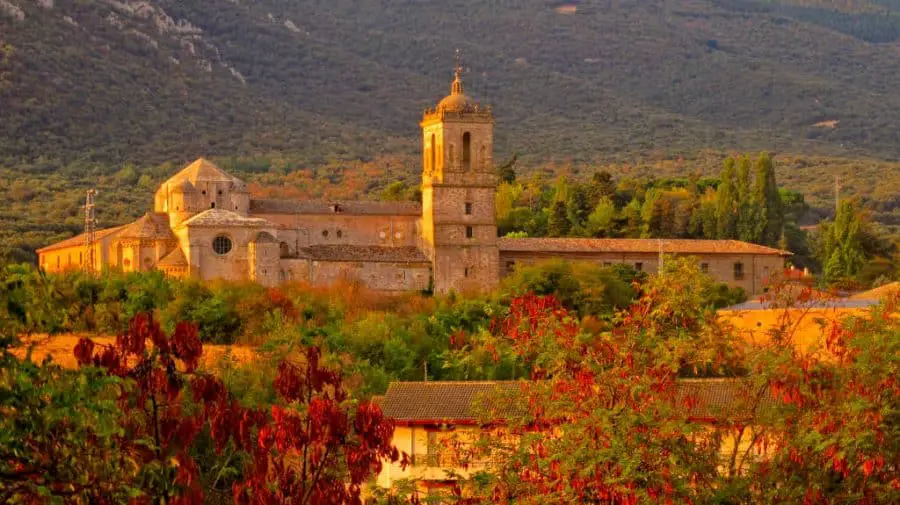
[420, 52, 499, 294]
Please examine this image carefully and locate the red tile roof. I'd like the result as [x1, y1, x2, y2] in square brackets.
[380, 382, 526, 424]
[498, 238, 791, 256]
[380, 379, 773, 424]
[36, 224, 130, 253]
[499, 238, 790, 256]
[250, 199, 422, 216]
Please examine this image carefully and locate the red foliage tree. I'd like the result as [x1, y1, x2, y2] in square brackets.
[73, 313, 401, 505]
[234, 346, 402, 505]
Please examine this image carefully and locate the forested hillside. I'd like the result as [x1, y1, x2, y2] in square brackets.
[5, 0, 900, 165]
[5, 0, 900, 259]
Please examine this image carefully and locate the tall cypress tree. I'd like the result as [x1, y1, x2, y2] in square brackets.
[715, 157, 738, 239]
[736, 155, 760, 243]
[548, 200, 571, 237]
[822, 199, 866, 283]
[753, 152, 784, 247]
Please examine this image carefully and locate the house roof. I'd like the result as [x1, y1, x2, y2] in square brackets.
[250, 199, 422, 216]
[117, 213, 173, 240]
[300, 245, 430, 263]
[179, 209, 274, 229]
[157, 247, 188, 267]
[165, 158, 242, 186]
[380, 379, 774, 424]
[36, 224, 130, 253]
[380, 381, 526, 424]
[498, 238, 790, 256]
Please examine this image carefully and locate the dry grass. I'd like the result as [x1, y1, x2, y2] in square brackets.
[12, 334, 258, 371]
[850, 282, 900, 300]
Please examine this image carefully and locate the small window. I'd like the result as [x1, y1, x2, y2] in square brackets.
[217, 190, 223, 196]
[465, 202, 473, 215]
[337, 230, 343, 238]
[322, 230, 329, 238]
[701, 263, 710, 273]
[210, 202, 215, 209]
[212, 235, 233, 255]
[603, 262, 612, 267]
[734, 262, 745, 280]
[635, 262, 643, 272]
[464, 267, 470, 278]
[57, 257, 60, 268]
[201, 190, 207, 195]
[79, 252, 83, 265]
[465, 226, 474, 239]
[506, 261, 515, 271]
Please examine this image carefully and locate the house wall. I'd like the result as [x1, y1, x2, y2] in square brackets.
[499, 251, 785, 295]
[309, 260, 431, 292]
[179, 226, 278, 282]
[375, 425, 485, 491]
[252, 213, 419, 253]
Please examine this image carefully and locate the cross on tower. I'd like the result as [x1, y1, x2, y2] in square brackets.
[454, 49, 463, 77]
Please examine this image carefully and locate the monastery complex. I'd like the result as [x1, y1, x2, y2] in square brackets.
[37, 66, 788, 294]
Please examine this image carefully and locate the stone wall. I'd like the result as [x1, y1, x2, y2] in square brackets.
[253, 213, 420, 254]
[499, 251, 785, 295]
[308, 260, 431, 292]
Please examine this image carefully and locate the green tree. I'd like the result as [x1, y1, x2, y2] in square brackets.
[736, 155, 761, 243]
[586, 170, 617, 207]
[565, 184, 592, 232]
[754, 152, 784, 247]
[820, 199, 867, 283]
[496, 153, 518, 184]
[585, 197, 617, 237]
[716, 157, 738, 239]
[547, 200, 571, 237]
[622, 197, 643, 238]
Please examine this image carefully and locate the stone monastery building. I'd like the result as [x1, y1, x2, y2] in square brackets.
[37, 65, 788, 294]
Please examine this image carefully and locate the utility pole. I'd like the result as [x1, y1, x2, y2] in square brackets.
[423, 360, 428, 382]
[658, 238, 664, 273]
[84, 189, 97, 274]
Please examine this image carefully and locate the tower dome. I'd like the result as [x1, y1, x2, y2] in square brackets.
[437, 68, 474, 112]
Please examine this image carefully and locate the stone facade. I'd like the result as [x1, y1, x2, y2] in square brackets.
[36, 62, 789, 294]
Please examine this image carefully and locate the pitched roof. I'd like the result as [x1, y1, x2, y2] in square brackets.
[380, 382, 526, 424]
[250, 199, 422, 216]
[179, 209, 274, 229]
[675, 378, 775, 420]
[380, 379, 774, 424]
[36, 224, 130, 253]
[301, 245, 429, 263]
[157, 247, 188, 267]
[118, 213, 173, 240]
[166, 158, 241, 185]
[499, 238, 790, 256]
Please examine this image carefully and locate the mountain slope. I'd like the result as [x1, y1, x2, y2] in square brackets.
[4, 0, 900, 167]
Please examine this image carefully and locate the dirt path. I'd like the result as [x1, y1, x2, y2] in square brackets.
[12, 334, 259, 370]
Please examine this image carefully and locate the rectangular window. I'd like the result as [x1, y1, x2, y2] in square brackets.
[465, 226, 474, 238]
[634, 262, 643, 272]
[465, 202, 473, 215]
[464, 267, 469, 278]
[603, 262, 612, 267]
[734, 262, 745, 280]
[506, 261, 516, 271]
[701, 263, 709, 273]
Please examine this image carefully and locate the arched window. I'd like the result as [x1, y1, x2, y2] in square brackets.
[210, 202, 216, 209]
[430, 133, 436, 172]
[462, 132, 471, 170]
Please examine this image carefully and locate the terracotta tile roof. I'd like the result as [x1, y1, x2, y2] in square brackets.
[118, 213, 173, 240]
[301, 245, 429, 263]
[380, 382, 526, 424]
[675, 378, 775, 420]
[165, 158, 243, 185]
[499, 238, 790, 256]
[381, 379, 773, 424]
[179, 209, 274, 228]
[250, 199, 422, 216]
[157, 247, 188, 267]
[36, 224, 130, 253]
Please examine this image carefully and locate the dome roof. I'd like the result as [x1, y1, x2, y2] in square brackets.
[438, 92, 474, 112]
